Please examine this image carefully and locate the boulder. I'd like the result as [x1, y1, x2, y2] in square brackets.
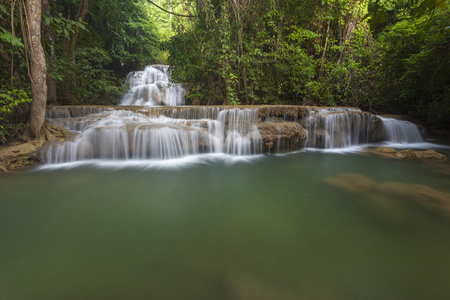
[257, 122, 307, 152]
[410, 149, 447, 160]
[374, 147, 397, 154]
[394, 149, 448, 160]
[0, 142, 40, 171]
[372, 147, 448, 161]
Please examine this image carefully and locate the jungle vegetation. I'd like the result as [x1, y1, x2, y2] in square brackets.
[0, 0, 449, 143]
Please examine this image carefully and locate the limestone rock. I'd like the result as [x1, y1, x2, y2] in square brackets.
[394, 149, 448, 160]
[0, 123, 69, 172]
[0, 142, 40, 171]
[412, 149, 448, 160]
[257, 122, 307, 152]
[372, 147, 448, 161]
[374, 147, 397, 154]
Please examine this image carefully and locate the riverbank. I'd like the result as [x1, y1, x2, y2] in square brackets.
[0, 123, 69, 172]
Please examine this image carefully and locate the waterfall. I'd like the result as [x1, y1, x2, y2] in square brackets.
[121, 65, 185, 106]
[42, 107, 262, 163]
[302, 108, 377, 149]
[378, 117, 423, 144]
[43, 104, 426, 164]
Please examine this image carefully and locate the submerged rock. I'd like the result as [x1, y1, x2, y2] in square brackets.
[324, 173, 375, 193]
[325, 173, 450, 216]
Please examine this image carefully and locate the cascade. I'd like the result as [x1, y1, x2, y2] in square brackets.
[43, 105, 426, 163]
[302, 107, 377, 148]
[378, 117, 424, 144]
[121, 65, 185, 106]
[42, 107, 262, 163]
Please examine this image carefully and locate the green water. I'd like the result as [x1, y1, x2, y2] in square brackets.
[1, 151, 450, 300]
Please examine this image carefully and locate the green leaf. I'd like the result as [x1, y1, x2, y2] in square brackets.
[361, 12, 372, 21]
[434, 0, 447, 9]
[0, 28, 24, 48]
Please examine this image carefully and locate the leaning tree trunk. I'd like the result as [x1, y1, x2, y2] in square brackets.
[26, 0, 48, 139]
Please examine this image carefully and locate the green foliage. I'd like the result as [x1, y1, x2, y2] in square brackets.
[0, 85, 31, 144]
[375, 7, 450, 123]
[42, 10, 86, 39]
[165, 0, 319, 105]
[0, 28, 24, 48]
[0, 89, 31, 115]
[85, 0, 159, 77]
[58, 47, 125, 104]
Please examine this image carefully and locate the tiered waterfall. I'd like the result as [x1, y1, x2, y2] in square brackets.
[41, 65, 425, 164]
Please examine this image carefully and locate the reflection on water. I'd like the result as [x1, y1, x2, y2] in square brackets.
[1, 151, 450, 300]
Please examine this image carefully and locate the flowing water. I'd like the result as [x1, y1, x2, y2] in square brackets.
[120, 65, 185, 106]
[1, 148, 450, 300]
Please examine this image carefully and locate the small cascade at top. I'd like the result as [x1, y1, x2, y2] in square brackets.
[121, 65, 185, 106]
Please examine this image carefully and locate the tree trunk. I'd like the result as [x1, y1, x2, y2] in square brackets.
[68, 0, 89, 60]
[26, 0, 48, 139]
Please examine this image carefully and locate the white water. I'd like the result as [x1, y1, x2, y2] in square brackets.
[43, 108, 263, 164]
[378, 116, 424, 144]
[302, 107, 424, 149]
[43, 105, 429, 164]
[121, 65, 185, 106]
[303, 108, 377, 149]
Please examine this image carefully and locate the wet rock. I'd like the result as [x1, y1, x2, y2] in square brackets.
[408, 149, 447, 160]
[0, 123, 69, 172]
[374, 147, 397, 154]
[371, 148, 448, 161]
[258, 122, 307, 152]
[257, 106, 301, 122]
[0, 142, 40, 171]
[393, 149, 448, 160]
[393, 149, 416, 159]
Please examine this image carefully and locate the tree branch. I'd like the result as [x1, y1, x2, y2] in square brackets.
[146, 0, 196, 18]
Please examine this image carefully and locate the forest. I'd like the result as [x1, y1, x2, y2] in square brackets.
[0, 0, 449, 143]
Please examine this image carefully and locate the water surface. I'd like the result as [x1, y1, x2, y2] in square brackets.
[1, 151, 450, 300]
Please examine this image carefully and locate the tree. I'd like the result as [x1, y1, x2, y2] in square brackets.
[25, 0, 48, 139]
